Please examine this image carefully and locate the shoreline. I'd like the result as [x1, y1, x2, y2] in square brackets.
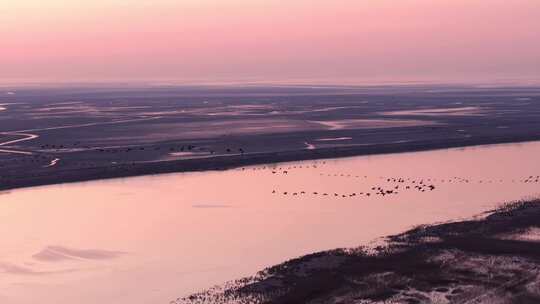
[2, 133, 540, 192]
[175, 199, 540, 304]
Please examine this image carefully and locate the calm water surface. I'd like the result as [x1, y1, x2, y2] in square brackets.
[1, 142, 540, 304]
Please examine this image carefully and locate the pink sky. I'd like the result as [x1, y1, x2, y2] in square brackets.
[2, 0, 540, 84]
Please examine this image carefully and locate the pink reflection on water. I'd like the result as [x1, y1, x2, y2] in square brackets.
[1, 141, 540, 303]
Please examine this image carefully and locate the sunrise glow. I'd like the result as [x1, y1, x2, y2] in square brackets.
[2, 0, 539, 83]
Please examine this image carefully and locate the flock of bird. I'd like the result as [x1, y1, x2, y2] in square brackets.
[0, 141, 250, 187]
[271, 182, 436, 198]
[38, 141, 245, 155]
[2, 138, 540, 200]
[269, 172, 437, 199]
[235, 163, 540, 201]
[0, 141, 247, 169]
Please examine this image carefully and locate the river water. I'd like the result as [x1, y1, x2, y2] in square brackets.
[1, 141, 540, 304]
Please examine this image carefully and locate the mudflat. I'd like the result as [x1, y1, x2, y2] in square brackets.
[1, 84, 540, 191]
[175, 199, 540, 304]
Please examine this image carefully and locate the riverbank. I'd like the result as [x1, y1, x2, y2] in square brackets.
[3, 137, 540, 304]
[175, 199, 540, 304]
[2, 133, 540, 192]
